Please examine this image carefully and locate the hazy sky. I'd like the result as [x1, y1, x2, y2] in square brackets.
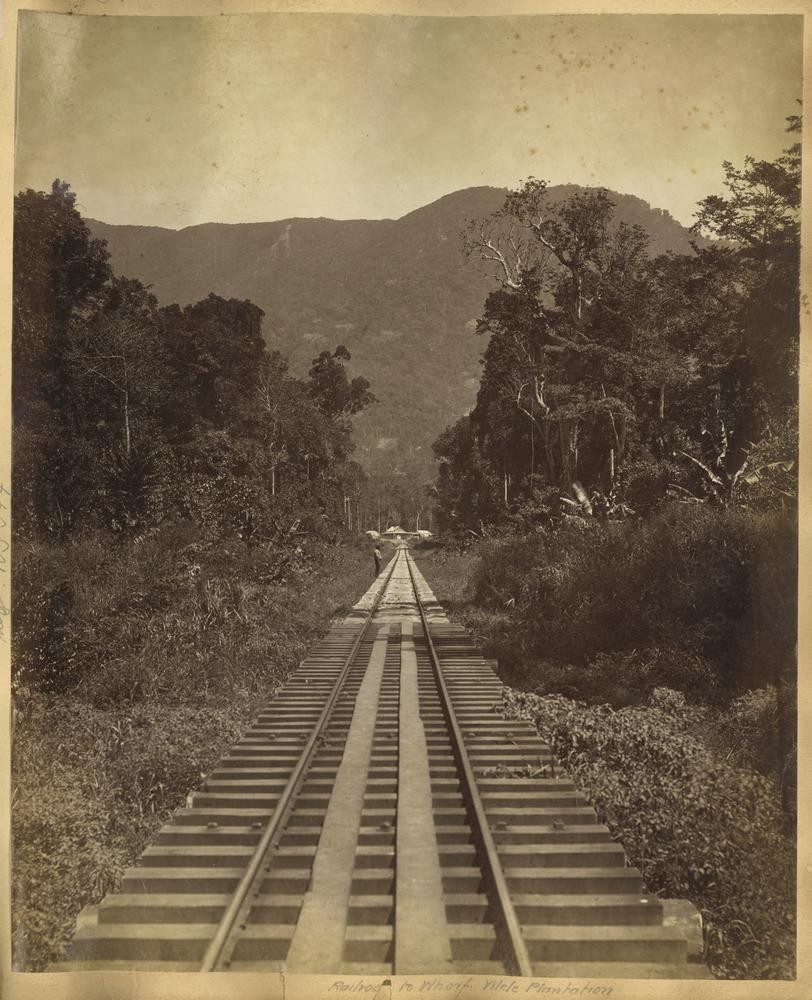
[15, 11, 802, 229]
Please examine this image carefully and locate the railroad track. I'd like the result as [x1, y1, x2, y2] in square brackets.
[54, 546, 711, 978]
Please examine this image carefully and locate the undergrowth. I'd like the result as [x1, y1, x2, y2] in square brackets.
[414, 507, 797, 980]
[502, 687, 796, 980]
[11, 524, 374, 970]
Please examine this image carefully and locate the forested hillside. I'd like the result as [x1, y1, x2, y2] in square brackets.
[88, 185, 706, 484]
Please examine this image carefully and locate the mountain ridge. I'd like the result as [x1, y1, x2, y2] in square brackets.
[86, 185, 703, 479]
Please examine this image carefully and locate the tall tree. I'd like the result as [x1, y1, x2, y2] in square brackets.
[165, 293, 266, 427]
[66, 278, 167, 457]
[433, 416, 500, 534]
[465, 180, 657, 498]
[307, 345, 376, 421]
[13, 180, 110, 422]
[672, 113, 801, 503]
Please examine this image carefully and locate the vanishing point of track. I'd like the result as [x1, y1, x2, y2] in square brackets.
[56, 545, 710, 978]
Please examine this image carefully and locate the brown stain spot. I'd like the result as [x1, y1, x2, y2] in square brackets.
[514, 102, 529, 114]
[545, 123, 551, 129]
[690, 167, 698, 174]
[701, 122, 710, 130]
[528, 147, 538, 156]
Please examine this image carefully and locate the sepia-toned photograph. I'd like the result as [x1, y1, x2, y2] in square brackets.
[5, 4, 803, 994]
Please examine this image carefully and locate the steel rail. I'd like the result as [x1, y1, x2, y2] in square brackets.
[199, 548, 402, 971]
[403, 548, 534, 978]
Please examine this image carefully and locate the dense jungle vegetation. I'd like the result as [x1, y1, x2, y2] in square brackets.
[10, 180, 379, 968]
[418, 114, 800, 979]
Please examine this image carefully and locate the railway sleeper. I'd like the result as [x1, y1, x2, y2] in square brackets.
[343, 925, 393, 964]
[228, 925, 294, 963]
[68, 923, 221, 963]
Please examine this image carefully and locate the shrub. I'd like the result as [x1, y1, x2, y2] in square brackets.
[614, 455, 681, 514]
[503, 688, 795, 979]
[467, 504, 797, 696]
[469, 533, 548, 609]
[12, 768, 126, 971]
[524, 646, 719, 706]
[11, 696, 254, 969]
[712, 683, 797, 819]
[11, 530, 375, 969]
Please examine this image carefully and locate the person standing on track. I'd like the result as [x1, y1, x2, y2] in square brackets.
[373, 545, 382, 577]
